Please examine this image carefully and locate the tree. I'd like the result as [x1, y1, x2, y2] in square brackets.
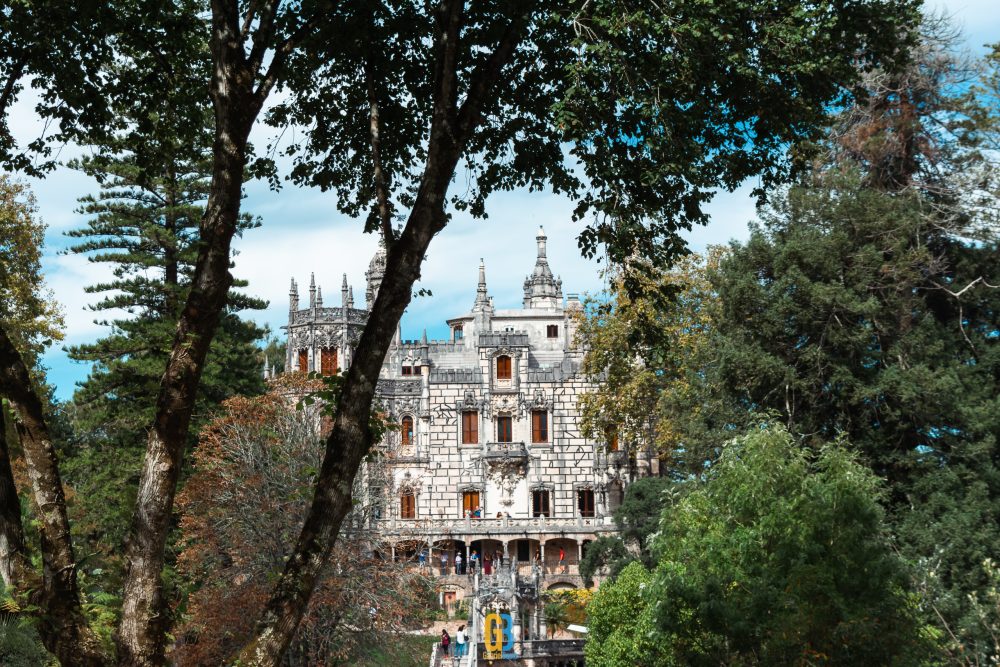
[0, 177, 64, 365]
[172, 376, 432, 665]
[577, 252, 730, 478]
[579, 476, 672, 585]
[587, 424, 930, 667]
[61, 132, 267, 573]
[0, 0, 921, 664]
[585, 562, 670, 667]
[246, 3, 918, 656]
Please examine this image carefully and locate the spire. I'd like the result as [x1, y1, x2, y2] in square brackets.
[289, 278, 299, 311]
[348, 286, 355, 309]
[309, 272, 317, 308]
[523, 226, 563, 309]
[421, 328, 428, 344]
[316, 285, 323, 307]
[341, 273, 349, 307]
[472, 258, 491, 313]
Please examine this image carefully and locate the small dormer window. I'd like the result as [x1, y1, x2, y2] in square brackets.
[496, 355, 512, 380]
[454, 325, 463, 340]
[547, 325, 559, 338]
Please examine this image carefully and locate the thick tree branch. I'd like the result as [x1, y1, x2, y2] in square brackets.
[256, 8, 329, 103]
[0, 58, 27, 121]
[365, 56, 394, 248]
[0, 328, 107, 665]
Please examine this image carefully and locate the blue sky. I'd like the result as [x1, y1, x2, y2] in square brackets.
[13, 0, 999, 401]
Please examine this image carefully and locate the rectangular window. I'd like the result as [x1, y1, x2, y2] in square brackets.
[531, 490, 551, 518]
[497, 415, 513, 443]
[531, 410, 548, 443]
[462, 411, 479, 444]
[298, 349, 308, 373]
[577, 489, 595, 518]
[320, 347, 337, 376]
[401, 493, 415, 519]
[401, 365, 413, 376]
[462, 491, 480, 516]
[496, 355, 512, 380]
[454, 325, 463, 340]
[547, 324, 559, 338]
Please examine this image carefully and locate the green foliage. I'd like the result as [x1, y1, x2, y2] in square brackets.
[588, 425, 930, 666]
[0, 177, 64, 366]
[270, 0, 917, 271]
[585, 562, 670, 667]
[579, 477, 673, 584]
[0, 615, 57, 667]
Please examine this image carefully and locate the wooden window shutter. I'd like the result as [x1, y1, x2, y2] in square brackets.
[401, 493, 415, 519]
[531, 410, 548, 443]
[401, 416, 414, 446]
[320, 347, 337, 376]
[462, 411, 478, 444]
[496, 355, 511, 379]
[298, 349, 308, 373]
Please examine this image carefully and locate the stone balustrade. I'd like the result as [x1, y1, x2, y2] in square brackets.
[372, 514, 613, 536]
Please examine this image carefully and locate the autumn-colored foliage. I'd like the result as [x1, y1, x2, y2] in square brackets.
[173, 383, 433, 665]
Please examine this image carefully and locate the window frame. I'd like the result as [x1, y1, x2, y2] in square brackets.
[496, 355, 512, 380]
[400, 492, 416, 519]
[462, 410, 479, 444]
[531, 489, 551, 518]
[546, 324, 559, 338]
[320, 346, 337, 376]
[531, 410, 548, 443]
[462, 490, 481, 516]
[577, 488, 595, 518]
[401, 415, 414, 446]
[496, 414, 513, 443]
[297, 349, 308, 373]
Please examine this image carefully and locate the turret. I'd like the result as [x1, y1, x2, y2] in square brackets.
[309, 272, 317, 308]
[523, 226, 563, 309]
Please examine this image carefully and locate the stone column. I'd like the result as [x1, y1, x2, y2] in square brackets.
[539, 542, 546, 575]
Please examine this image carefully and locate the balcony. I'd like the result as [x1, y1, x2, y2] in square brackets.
[369, 514, 614, 536]
[483, 441, 528, 461]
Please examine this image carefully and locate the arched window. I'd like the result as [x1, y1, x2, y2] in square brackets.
[401, 416, 414, 446]
[496, 355, 512, 380]
[400, 492, 416, 519]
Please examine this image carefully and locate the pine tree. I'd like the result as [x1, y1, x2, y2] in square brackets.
[62, 133, 267, 563]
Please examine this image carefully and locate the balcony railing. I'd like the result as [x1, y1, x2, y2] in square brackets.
[483, 441, 528, 460]
[371, 515, 614, 535]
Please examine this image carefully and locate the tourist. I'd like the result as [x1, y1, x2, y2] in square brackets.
[439, 551, 448, 576]
[495, 548, 503, 568]
[559, 546, 566, 573]
[418, 548, 427, 570]
[469, 549, 479, 575]
[473, 505, 482, 518]
[456, 624, 467, 657]
[440, 629, 451, 657]
[483, 554, 492, 575]
[455, 551, 464, 575]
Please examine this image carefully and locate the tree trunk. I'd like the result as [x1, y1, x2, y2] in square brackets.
[115, 5, 260, 664]
[238, 3, 528, 659]
[0, 329, 108, 665]
[0, 401, 30, 589]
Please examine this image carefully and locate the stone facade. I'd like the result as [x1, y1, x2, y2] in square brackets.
[279, 227, 652, 600]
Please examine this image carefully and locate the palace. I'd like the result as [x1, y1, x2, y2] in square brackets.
[278, 227, 653, 614]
